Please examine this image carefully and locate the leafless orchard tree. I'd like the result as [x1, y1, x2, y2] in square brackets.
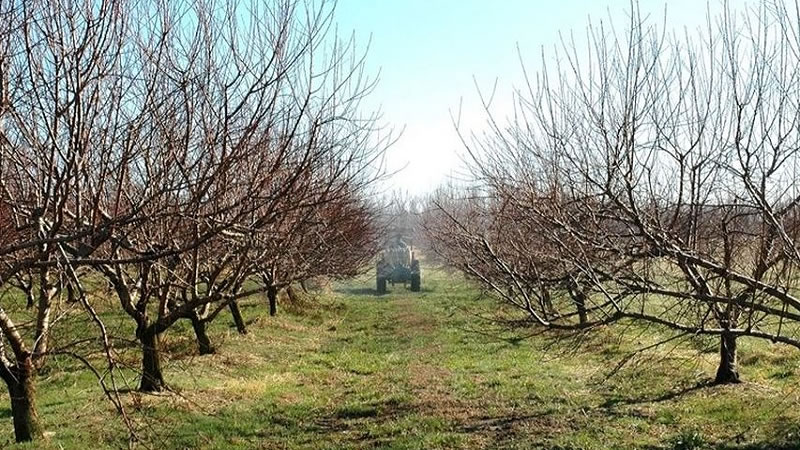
[425, 184, 605, 329]
[0, 0, 151, 441]
[0, 0, 388, 443]
[88, 0, 388, 393]
[426, 0, 800, 385]
[254, 182, 382, 317]
[180, 125, 385, 351]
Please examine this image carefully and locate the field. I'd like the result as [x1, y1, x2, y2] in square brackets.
[2, 268, 800, 449]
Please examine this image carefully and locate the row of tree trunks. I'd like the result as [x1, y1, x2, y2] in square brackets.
[187, 302, 252, 356]
[0, 296, 744, 446]
[142, 300, 257, 392]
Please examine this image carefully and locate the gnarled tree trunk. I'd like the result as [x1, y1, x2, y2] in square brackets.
[138, 326, 165, 392]
[567, 280, 588, 325]
[189, 314, 214, 355]
[229, 301, 247, 334]
[574, 292, 587, 326]
[715, 331, 739, 384]
[268, 285, 278, 317]
[2, 355, 43, 443]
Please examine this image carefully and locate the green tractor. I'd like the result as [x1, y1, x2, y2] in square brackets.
[376, 238, 420, 294]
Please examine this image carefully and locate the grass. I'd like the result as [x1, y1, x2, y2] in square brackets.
[1, 267, 800, 448]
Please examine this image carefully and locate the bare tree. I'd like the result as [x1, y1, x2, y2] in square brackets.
[0, 0, 389, 441]
[180, 155, 383, 351]
[0, 0, 143, 440]
[427, 0, 800, 386]
[87, 0, 389, 392]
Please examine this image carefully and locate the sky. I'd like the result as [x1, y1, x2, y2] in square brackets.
[333, 0, 729, 196]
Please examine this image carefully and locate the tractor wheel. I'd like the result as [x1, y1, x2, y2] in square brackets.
[377, 277, 387, 295]
[410, 273, 420, 292]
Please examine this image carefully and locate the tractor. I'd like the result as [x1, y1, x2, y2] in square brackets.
[376, 237, 420, 294]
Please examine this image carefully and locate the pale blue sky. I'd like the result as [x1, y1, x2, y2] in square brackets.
[334, 1, 726, 195]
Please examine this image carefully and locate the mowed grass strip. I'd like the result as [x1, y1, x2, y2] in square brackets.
[1, 268, 800, 449]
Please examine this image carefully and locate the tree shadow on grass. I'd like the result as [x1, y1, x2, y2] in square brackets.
[453, 408, 592, 449]
[459, 411, 554, 434]
[334, 286, 436, 297]
[314, 399, 416, 431]
[305, 398, 421, 447]
[334, 287, 379, 297]
[189, 396, 419, 448]
[599, 379, 714, 409]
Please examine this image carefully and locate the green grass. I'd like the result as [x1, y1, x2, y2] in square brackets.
[1, 268, 800, 448]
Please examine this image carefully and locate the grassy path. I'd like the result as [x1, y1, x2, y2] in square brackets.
[4, 271, 800, 448]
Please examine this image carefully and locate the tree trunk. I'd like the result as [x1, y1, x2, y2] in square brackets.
[575, 293, 587, 325]
[268, 286, 278, 317]
[138, 327, 165, 392]
[715, 331, 740, 384]
[229, 301, 247, 335]
[189, 315, 214, 355]
[567, 281, 588, 325]
[3, 356, 43, 443]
